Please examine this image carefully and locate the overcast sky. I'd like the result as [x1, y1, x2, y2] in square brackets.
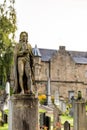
[15, 0, 87, 51]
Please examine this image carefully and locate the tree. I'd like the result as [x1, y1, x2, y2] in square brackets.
[0, 0, 17, 86]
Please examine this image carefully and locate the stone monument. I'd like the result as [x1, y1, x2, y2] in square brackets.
[46, 77, 52, 106]
[13, 31, 35, 94]
[54, 90, 60, 106]
[5, 81, 10, 95]
[73, 91, 86, 130]
[9, 31, 39, 130]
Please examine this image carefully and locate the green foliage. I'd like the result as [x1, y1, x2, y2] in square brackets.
[0, 124, 8, 130]
[0, 0, 17, 84]
[10, 86, 13, 95]
[0, 85, 5, 90]
[60, 115, 73, 126]
[4, 109, 9, 115]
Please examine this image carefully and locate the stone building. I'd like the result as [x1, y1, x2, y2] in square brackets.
[33, 45, 87, 100]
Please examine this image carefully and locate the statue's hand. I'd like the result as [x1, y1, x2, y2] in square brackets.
[18, 50, 29, 56]
[17, 51, 24, 56]
[23, 49, 29, 54]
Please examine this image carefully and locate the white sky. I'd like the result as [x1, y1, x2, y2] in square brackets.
[15, 0, 87, 51]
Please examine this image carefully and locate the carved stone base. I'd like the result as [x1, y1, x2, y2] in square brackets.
[74, 100, 86, 130]
[9, 94, 39, 130]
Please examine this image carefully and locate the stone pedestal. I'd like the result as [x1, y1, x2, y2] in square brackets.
[74, 100, 86, 130]
[9, 94, 39, 130]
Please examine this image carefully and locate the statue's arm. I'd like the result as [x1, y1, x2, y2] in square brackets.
[15, 44, 25, 57]
[28, 44, 35, 83]
[17, 51, 24, 56]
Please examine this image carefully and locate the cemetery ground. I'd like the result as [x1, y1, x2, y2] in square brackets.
[0, 109, 73, 130]
[0, 124, 8, 130]
[0, 93, 86, 130]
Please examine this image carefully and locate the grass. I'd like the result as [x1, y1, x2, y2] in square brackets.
[0, 110, 8, 130]
[0, 124, 8, 130]
[0, 116, 73, 130]
[61, 115, 73, 126]
[39, 108, 46, 113]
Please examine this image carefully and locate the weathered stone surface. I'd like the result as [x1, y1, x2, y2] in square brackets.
[33, 46, 87, 99]
[64, 121, 70, 130]
[74, 100, 86, 130]
[11, 94, 39, 130]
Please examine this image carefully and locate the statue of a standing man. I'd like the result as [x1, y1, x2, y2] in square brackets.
[14, 31, 35, 94]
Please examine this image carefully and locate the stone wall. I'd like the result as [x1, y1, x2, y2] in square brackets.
[34, 46, 87, 99]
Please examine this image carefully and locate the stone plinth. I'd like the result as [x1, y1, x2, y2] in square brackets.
[74, 100, 86, 130]
[10, 94, 39, 130]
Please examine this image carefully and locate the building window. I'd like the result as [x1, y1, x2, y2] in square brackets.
[68, 91, 74, 101]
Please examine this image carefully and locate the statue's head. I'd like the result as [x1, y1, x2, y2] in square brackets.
[19, 31, 28, 42]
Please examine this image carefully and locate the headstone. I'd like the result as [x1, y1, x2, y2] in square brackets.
[59, 98, 64, 111]
[8, 99, 13, 130]
[54, 90, 60, 106]
[4, 81, 10, 110]
[64, 121, 70, 130]
[40, 113, 46, 127]
[74, 100, 86, 130]
[53, 105, 62, 130]
[5, 81, 10, 95]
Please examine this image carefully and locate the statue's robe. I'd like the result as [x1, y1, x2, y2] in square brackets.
[13, 42, 34, 94]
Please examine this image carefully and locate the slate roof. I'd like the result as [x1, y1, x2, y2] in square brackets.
[72, 57, 87, 64]
[33, 47, 87, 64]
[38, 48, 57, 61]
[69, 51, 87, 64]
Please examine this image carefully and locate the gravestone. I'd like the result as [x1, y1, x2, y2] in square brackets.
[74, 100, 86, 130]
[64, 121, 70, 130]
[5, 81, 10, 95]
[4, 81, 10, 110]
[40, 113, 46, 127]
[54, 90, 60, 106]
[53, 105, 62, 130]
